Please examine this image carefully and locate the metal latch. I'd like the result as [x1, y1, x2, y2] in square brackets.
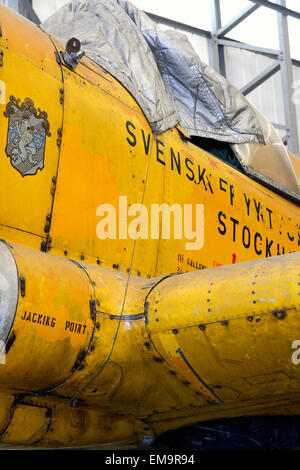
[62, 37, 85, 70]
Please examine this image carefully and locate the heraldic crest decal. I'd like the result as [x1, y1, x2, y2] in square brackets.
[4, 96, 51, 176]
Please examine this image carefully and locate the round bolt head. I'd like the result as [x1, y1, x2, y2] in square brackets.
[66, 37, 81, 54]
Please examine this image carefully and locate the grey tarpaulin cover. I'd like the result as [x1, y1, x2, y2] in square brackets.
[42, 0, 264, 143]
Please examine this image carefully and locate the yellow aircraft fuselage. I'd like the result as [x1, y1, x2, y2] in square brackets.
[0, 5, 300, 448]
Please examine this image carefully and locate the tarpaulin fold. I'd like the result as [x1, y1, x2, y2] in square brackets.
[42, 0, 264, 143]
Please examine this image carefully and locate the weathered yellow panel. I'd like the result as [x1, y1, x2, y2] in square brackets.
[146, 252, 300, 411]
[48, 58, 163, 277]
[0, 7, 62, 241]
[49, 80, 300, 277]
[1, 4, 300, 281]
[140, 128, 300, 276]
[0, 5, 60, 77]
[0, 242, 300, 446]
[1, 404, 48, 445]
[0, 3, 300, 449]
[0, 243, 95, 392]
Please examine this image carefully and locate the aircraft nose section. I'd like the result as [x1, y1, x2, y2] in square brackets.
[0, 242, 18, 353]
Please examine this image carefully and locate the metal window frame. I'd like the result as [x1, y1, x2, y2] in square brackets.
[149, 1, 300, 155]
[18, 0, 40, 25]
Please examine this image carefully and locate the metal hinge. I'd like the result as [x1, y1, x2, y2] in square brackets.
[144, 301, 150, 324]
[50, 175, 57, 197]
[54, 50, 62, 65]
[19, 276, 25, 297]
[56, 128, 62, 147]
[59, 88, 64, 105]
[89, 299, 98, 322]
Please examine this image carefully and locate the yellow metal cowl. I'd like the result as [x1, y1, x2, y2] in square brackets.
[0, 242, 299, 446]
[0, 3, 300, 449]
